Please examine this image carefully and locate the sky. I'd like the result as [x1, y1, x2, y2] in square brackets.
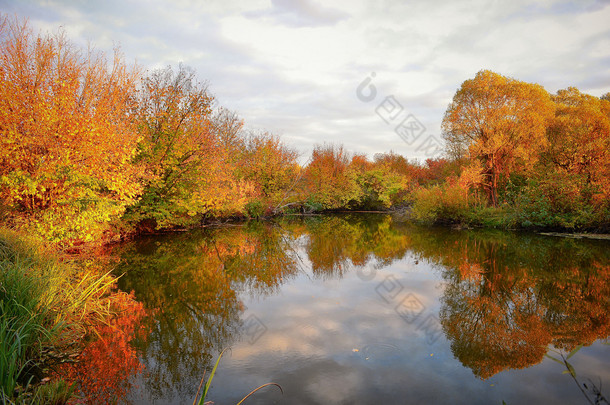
[2, 0, 610, 162]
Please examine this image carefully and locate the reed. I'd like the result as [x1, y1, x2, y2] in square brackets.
[193, 349, 283, 405]
[0, 229, 119, 403]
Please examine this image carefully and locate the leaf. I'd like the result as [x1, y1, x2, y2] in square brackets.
[565, 361, 576, 378]
[544, 353, 564, 365]
[200, 348, 229, 404]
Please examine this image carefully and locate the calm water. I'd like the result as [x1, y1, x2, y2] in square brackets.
[94, 214, 610, 404]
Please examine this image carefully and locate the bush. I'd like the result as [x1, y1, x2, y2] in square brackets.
[411, 181, 470, 224]
[354, 167, 410, 210]
[511, 173, 604, 230]
[465, 205, 515, 228]
[303, 198, 325, 213]
[0, 17, 142, 248]
[245, 200, 265, 220]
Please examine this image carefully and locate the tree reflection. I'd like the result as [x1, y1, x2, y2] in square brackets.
[293, 214, 412, 278]
[57, 292, 148, 404]
[102, 216, 610, 397]
[112, 222, 299, 399]
[408, 227, 610, 379]
[108, 214, 413, 399]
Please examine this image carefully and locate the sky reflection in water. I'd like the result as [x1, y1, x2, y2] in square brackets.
[108, 214, 610, 405]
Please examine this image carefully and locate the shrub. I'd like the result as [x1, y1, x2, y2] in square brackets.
[245, 200, 265, 220]
[512, 172, 603, 230]
[411, 180, 470, 224]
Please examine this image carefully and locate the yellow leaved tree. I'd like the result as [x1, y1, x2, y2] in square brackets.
[0, 16, 142, 245]
[442, 70, 555, 206]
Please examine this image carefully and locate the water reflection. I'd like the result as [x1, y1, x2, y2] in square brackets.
[112, 222, 301, 399]
[405, 228, 610, 379]
[105, 214, 610, 404]
[57, 292, 147, 404]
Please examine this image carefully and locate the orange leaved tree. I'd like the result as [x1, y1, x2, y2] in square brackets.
[442, 70, 554, 206]
[0, 16, 141, 245]
[236, 131, 300, 213]
[301, 144, 361, 210]
[126, 65, 260, 231]
[545, 87, 610, 204]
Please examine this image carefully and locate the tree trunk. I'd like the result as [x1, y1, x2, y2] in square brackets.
[483, 158, 499, 207]
[481, 155, 499, 207]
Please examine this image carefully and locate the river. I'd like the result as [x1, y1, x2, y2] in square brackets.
[78, 213, 610, 404]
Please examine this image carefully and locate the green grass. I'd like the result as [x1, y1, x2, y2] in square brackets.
[193, 349, 283, 405]
[0, 229, 118, 403]
[0, 235, 53, 401]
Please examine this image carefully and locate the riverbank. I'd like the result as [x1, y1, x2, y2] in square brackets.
[115, 203, 610, 241]
[0, 228, 132, 403]
[404, 186, 610, 234]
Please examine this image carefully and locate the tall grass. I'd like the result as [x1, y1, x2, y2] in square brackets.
[193, 349, 283, 405]
[0, 246, 50, 400]
[0, 229, 118, 403]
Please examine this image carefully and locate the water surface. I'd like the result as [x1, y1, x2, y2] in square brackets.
[100, 214, 610, 404]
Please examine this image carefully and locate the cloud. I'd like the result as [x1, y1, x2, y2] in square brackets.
[245, 0, 349, 27]
[3, 0, 610, 161]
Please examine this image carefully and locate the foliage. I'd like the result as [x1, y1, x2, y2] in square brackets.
[236, 132, 300, 212]
[410, 180, 471, 224]
[545, 87, 610, 206]
[0, 16, 142, 247]
[244, 199, 265, 220]
[442, 70, 555, 206]
[430, 70, 610, 231]
[2, 14, 608, 245]
[300, 144, 362, 210]
[353, 163, 410, 209]
[510, 172, 606, 230]
[0, 237, 53, 401]
[0, 228, 131, 403]
[299, 149, 429, 212]
[125, 65, 246, 230]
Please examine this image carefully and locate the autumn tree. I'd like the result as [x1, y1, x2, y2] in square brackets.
[373, 151, 411, 176]
[0, 16, 141, 245]
[372, 151, 428, 185]
[301, 144, 361, 209]
[545, 87, 610, 203]
[442, 70, 554, 206]
[236, 131, 300, 212]
[354, 159, 411, 209]
[126, 65, 255, 230]
[128, 64, 212, 229]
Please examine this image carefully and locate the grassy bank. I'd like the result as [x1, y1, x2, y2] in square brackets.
[0, 228, 122, 404]
[409, 180, 610, 233]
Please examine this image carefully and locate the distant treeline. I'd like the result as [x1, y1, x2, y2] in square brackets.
[1, 16, 609, 248]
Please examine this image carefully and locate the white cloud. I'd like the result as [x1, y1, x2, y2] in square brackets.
[3, 0, 609, 160]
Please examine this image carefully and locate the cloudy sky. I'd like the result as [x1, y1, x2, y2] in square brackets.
[3, 0, 610, 161]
